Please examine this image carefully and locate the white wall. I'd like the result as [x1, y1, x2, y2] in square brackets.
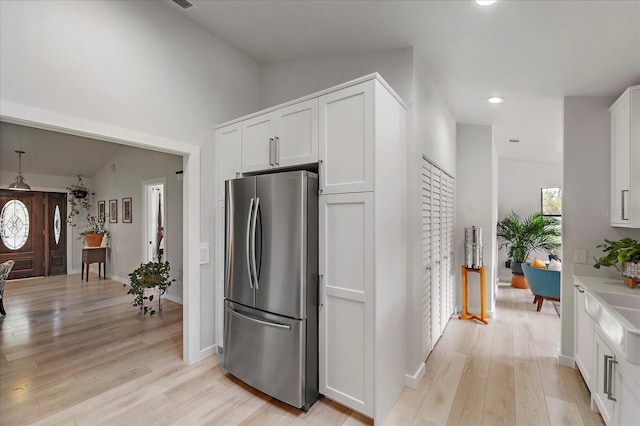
[455, 124, 498, 315]
[92, 146, 183, 302]
[260, 48, 414, 108]
[560, 96, 640, 365]
[497, 159, 563, 281]
[0, 0, 261, 361]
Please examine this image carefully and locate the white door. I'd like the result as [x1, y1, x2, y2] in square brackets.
[275, 99, 318, 168]
[431, 168, 442, 341]
[242, 112, 274, 173]
[319, 81, 374, 194]
[319, 192, 374, 416]
[215, 123, 242, 201]
[421, 160, 433, 358]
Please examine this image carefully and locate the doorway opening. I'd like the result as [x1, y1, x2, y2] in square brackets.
[143, 179, 166, 263]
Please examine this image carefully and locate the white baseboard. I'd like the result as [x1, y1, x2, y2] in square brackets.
[69, 269, 81, 275]
[163, 293, 183, 305]
[108, 274, 129, 284]
[186, 344, 217, 365]
[558, 354, 575, 368]
[405, 362, 426, 389]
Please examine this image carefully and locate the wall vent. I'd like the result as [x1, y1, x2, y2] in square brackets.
[172, 0, 196, 10]
[508, 139, 520, 143]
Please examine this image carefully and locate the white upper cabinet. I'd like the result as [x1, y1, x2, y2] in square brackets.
[215, 123, 242, 201]
[241, 113, 275, 173]
[610, 85, 640, 228]
[319, 80, 374, 194]
[275, 99, 318, 168]
[241, 99, 318, 173]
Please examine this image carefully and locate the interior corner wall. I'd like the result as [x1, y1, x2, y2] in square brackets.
[0, 0, 261, 357]
[455, 124, 498, 315]
[497, 159, 563, 281]
[405, 52, 457, 379]
[92, 146, 183, 302]
[561, 96, 640, 362]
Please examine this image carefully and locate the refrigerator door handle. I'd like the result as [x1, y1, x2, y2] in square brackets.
[228, 307, 291, 330]
[246, 197, 255, 289]
[251, 197, 260, 289]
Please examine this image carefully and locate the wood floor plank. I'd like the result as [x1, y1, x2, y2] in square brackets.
[1, 276, 604, 426]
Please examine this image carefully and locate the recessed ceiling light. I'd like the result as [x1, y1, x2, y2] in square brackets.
[487, 96, 505, 104]
[476, 0, 498, 5]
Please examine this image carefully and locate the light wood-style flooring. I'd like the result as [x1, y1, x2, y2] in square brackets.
[0, 274, 603, 425]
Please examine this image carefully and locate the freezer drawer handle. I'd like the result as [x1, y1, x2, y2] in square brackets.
[228, 308, 291, 330]
[251, 197, 260, 289]
[246, 198, 255, 289]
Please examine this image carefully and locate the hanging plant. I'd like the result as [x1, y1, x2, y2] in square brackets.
[66, 175, 92, 224]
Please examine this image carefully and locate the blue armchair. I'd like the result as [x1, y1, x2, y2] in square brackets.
[521, 263, 560, 312]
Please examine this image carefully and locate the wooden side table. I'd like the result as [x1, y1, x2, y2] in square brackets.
[460, 265, 490, 325]
[82, 247, 107, 282]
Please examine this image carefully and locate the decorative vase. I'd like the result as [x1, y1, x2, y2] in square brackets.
[85, 233, 103, 247]
[622, 261, 640, 288]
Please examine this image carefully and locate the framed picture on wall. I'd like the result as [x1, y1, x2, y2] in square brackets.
[122, 197, 132, 223]
[109, 199, 118, 223]
[98, 200, 106, 222]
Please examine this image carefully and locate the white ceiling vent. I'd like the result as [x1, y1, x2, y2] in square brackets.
[172, 0, 196, 10]
[508, 139, 520, 143]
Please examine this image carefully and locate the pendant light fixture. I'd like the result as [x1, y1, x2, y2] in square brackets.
[8, 150, 32, 191]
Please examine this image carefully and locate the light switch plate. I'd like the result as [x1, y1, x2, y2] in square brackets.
[199, 242, 210, 265]
[574, 249, 587, 264]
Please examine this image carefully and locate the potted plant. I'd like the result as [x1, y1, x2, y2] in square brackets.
[79, 214, 110, 247]
[497, 212, 561, 288]
[126, 261, 175, 315]
[594, 238, 640, 288]
[66, 175, 92, 223]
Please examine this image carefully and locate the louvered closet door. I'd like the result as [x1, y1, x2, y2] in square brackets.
[431, 168, 442, 342]
[421, 161, 433, 359]
[440, 175, 449, 329]
[445, 175, 455, 320]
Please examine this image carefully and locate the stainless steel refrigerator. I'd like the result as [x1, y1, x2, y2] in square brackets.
[223, 170, 319, 410]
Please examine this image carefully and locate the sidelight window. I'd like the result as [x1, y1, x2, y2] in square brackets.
[1, 199, 30, 250]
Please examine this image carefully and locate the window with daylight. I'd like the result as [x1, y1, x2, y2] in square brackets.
[1, 199, 30, 250]
[542, 187, 562, 217]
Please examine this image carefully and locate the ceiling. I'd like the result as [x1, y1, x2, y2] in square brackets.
[0, 122, 121, 177]
[166, 0, 640, 165]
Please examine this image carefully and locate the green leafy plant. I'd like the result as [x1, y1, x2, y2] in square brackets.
[497, 212, 561, 264]
[593, 238, 640, 272]
[79, 214, 110, 237]
[66, 175, 92, 223]
[126, 261, 175, 316]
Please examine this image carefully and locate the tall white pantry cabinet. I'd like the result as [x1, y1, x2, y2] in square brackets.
[214, 74, 407, 423]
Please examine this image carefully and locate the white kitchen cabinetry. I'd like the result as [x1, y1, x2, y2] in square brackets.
[215, 123, 242, 201]
[574, 282, 594, 391]
[215, 200, 225, 349]
[241, 99, 318, 173]
[319, 81, 374, 194]
[318, 78, 406, 422]
[609, 85, 640, 228]
[215, 74, 407, 423]
[593, 329, 640, 426]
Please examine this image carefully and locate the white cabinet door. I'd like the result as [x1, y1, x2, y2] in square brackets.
[275, 99, 318, 168]
[319, 81, 374, 194]
[616, 370, 640, 426]
[215, 200, 225, 348]
[215, 123, 242, 201]
[610, 93, 631, 226]
[593, 332, 616, 425]
[574, 284, 594, 389]
[319, 192, 374, 417]
[242, 112, 274, 173]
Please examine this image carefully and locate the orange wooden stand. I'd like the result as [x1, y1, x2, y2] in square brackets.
[459, 265, 489, 325]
